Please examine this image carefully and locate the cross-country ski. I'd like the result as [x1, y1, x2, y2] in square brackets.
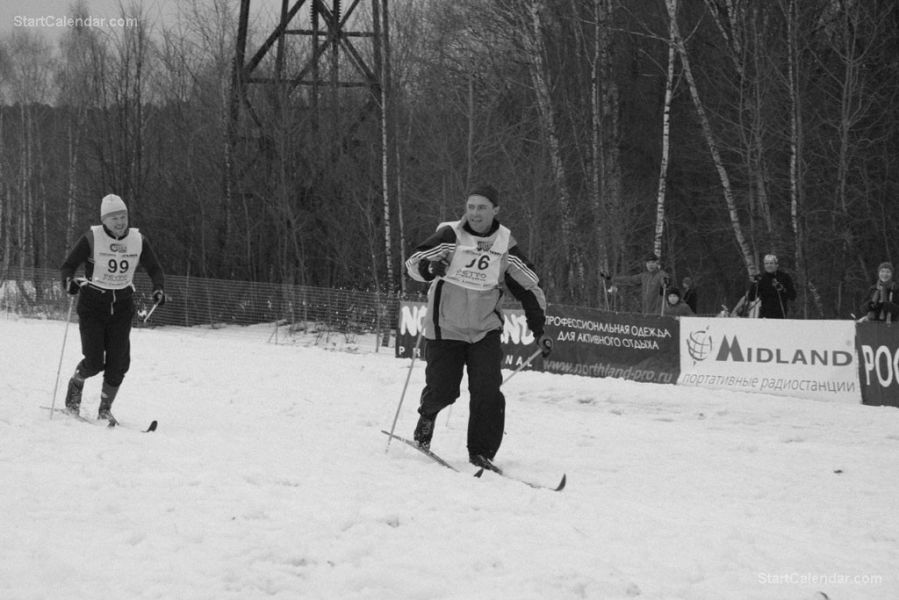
[42, 406, 158, 433]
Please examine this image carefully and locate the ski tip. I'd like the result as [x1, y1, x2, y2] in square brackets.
[145, 420, 158, 432]
[474, 468, 485, 478]
[555, 474, 567, 491]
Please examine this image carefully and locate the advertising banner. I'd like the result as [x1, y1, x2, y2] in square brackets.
[679, 318, 860, 403]
[541, 306, 680, 384]
[855, 321, 899, 408]
[395, 301, 539, 370]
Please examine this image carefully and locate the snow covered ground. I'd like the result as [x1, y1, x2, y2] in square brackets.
[1, 315, 897, 600]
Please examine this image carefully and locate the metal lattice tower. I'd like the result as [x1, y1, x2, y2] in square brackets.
[227, 0, 394, 284]
[229, 0, 390, 186]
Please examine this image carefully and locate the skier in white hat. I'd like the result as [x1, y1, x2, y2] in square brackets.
[59, 193, 166, 424]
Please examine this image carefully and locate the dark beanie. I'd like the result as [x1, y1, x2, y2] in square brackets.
[878, 262, 894, 274]
[468, 184, 499, 206]
[646, 252, 660, 262]
[667, 287, 681, 298]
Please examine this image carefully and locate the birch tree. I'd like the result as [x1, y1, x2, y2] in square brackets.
[652, 3, 676, 259]
[702, 0, 775, 239]
[507, 0, 583, 299]
[665, 0, 756, 276]
[57, 1, 104, 249]
[591, 0, 621, 307]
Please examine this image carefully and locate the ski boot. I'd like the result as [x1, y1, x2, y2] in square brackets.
[413, 414, 436, 450]
[469, 454, 502, 474]
[64, 372, 85, 416]
[97, 382, 119, 426]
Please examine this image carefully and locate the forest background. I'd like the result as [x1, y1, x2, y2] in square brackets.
[1, 0, 897, 317]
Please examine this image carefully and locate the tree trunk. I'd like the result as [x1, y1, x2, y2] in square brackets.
[592, 0, 620, 308]
[784, 0, 814, 317]
[653, 9, 676, 259]
[666, 0, 756, 276]
[0, 111, 8, 276]
[521, 0, 582, 298]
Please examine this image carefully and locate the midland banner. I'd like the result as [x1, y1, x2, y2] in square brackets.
[854, 321, 899, 408]
[395, 301, 539, 370]
[541, 306, 680, 384]
[678, 318, 860, 403]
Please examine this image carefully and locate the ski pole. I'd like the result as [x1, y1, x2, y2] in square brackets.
[144, 302, 158, 323]
[502, 347, 544, 387]
[385, 327, 424, 451]
[50, 296, 76, 419]
[774, 282, 786, 318]
[143, 299, 161, 324]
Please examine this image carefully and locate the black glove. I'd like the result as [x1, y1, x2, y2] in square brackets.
[662, 276, 671, 287]
[428, 259, 448, 278]
[869, 301, 883, 312]
[536, 333, 553, 357]
[152, 289, 167, 306]
[772, 280, 785, 292]
[599, 271, 611, 281]
[752, 274, 762, 282]
[66, 277, 86, 295]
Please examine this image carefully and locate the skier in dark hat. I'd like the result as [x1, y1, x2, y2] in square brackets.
[404, 184, 550, 471]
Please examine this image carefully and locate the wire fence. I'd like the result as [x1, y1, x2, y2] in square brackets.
[1, 267, 420, 349]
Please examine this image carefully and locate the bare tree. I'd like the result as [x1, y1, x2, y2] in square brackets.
[589, 0, 622, 307]
[665, 0, 756, 276]
[2, 30, 54, 279]
[57, 1, 106, 249]
[652, 2, 676, 259]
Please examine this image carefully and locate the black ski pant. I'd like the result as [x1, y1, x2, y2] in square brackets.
[75, 290, 135, 387]
[418, 331, 505, 459]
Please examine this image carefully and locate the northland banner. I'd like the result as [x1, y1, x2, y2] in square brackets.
[395, 302, 539, 370]
[678, 318, 860, 403]
[541, 306, 679, 384]
[854, 321, 899, 408]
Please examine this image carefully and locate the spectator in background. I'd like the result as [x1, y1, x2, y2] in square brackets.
[662, 288, 694, 317]
[608, 253, 670, 315]
[681, 277, 698, 314]
[861, 261, 899, 322]
[745, 254, 796, 319]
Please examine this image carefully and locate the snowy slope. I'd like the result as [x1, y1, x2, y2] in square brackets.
[1, 316, 897, 600]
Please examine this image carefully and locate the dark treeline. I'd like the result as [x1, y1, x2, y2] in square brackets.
[1, 0, 898, 317]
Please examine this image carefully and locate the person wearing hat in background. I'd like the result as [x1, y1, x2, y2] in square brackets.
[59, 194, 166, 424]
[861, 261, 899, 322]
[662, 287, 694, 317]
[606, 252, 670, 315]
[404, 184, 550, 471]
[745, 253, 796, 319]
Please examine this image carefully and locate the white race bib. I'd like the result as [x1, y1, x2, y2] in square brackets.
[90, 226, 142, 289]
[441, 222, 510, 291]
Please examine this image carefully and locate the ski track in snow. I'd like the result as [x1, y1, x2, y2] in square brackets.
[1, 316, 897, 600]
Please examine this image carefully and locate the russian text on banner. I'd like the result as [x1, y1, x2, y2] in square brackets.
[542, 306, 680, 384]
[679, 318, 859, 403]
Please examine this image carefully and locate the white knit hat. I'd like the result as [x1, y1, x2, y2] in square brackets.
[100, 194, 128, 219]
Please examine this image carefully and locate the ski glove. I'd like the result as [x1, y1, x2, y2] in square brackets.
[772, 280, 785, 292]
[152, 289, 167, 306]
[66, 277, 87, 295]
[537, 333, 553, 357]
[428, 258, 448, 278]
